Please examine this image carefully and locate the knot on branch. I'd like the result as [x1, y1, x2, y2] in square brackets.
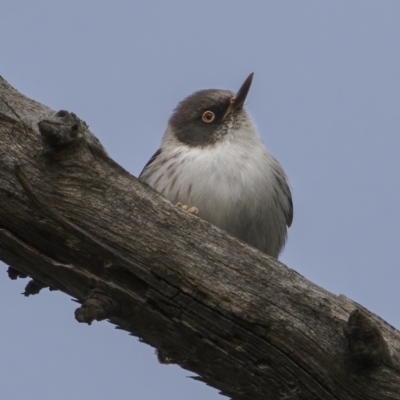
[344, 309, 393, 368]
[75, 289, 119, 325]
[155, 349, 176, 365]
[7, 266, 28, 280]
[23, 278, 48, 296]
[38, 110, 85, 148]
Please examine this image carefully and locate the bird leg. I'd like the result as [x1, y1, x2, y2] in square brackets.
[176, 202, 199, 215]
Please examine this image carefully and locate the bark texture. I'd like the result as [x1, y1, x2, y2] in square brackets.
[1, 76, 400, 400]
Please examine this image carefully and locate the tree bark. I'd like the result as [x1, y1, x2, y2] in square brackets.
[1, 76, 399, 400]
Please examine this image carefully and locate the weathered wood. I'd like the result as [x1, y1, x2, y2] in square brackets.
[1, 76, 400, 400]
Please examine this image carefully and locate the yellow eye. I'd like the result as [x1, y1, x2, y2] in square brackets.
[202, 110, 215, 123]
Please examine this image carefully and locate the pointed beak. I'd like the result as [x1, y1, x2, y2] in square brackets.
[224, 73, 254, 119]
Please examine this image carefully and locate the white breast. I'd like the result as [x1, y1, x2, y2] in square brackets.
[141, 124, 289, 257]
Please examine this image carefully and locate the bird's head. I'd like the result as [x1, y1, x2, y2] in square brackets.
[168, 73, 255, 147]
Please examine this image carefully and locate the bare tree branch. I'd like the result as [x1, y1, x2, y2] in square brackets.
[1, 76, 399, 400]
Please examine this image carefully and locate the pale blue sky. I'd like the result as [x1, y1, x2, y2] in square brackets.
[1, 2, 399, 399]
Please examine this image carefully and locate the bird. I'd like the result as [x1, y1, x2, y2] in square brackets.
[139, 73, 293, 258]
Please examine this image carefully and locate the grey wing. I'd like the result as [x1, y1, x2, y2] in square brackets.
[279, 176, 293, 227]
[271, 159, 293, 227]
[139, 148, 162, 179]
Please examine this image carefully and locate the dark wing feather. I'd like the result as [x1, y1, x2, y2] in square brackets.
[139, 148, 161, 178]
[286, 191, 294, 227]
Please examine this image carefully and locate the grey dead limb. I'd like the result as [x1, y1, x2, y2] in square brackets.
[1, 76, 400, 400]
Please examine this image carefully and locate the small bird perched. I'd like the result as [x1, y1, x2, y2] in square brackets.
[140, 73, 293, 258]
